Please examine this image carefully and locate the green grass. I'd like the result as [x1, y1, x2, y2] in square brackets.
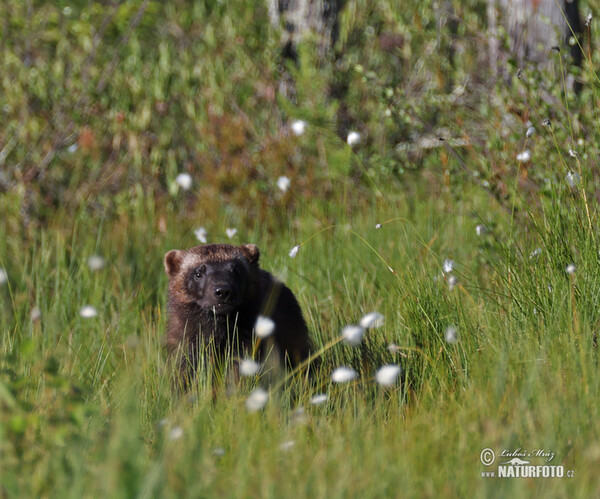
[2, 0, 600, 497]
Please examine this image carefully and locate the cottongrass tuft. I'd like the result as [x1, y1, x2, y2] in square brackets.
[168, 426, 184, 441]
[289, 245, 300, 258]
[0, 268, 7, 286]
[447, 275, 458, 291]
[277, 176, 291, 193]
[331, 367, 358, 383]
[255, 315, 275, 338]
[341, 325, 365, 346]
[246, 387, 269, 411]
[444, 325, 458, 344]
[566, 263, 576, 274]
[347, 131, 361, 146]
[194, 227, 208, 243]
[526, 126, 535, 138]
[239, 358, 261, 377]
[375, 365, 401, 387]
[213, 447, 226, 457]
[443, 259, 454, 274]
[566, 171, 580, 188]
[530, 247, 542, 258]
[475, 224, 486, 236]
[280, 440, 296, 452]
[310, 393, 328, 405]
[175, 173, 193, 191]
[375, 223, 382, 229]
[359, 312, 384, 329]
[225, 228, 237, 239]
[568, 149, 578, 158]
[516, 150, 531, 163]
[290, 119, 307, 136]
[87, 255, 105, 271]
[31, 306, 42, 322]
[79, 305, 98, 318]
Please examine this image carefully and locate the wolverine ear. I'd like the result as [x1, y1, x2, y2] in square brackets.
[241, 244, 260, 265]
[164, 250, 183, 276]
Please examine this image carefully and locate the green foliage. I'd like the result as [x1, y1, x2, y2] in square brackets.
[1, 0, 600, 496]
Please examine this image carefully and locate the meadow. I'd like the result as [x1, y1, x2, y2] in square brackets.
[1, 0, 600, 496]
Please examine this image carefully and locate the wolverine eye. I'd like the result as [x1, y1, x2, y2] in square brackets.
[194, 265, 206, 280]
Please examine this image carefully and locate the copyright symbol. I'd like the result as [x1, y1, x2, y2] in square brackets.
[480, 448, 495, 466]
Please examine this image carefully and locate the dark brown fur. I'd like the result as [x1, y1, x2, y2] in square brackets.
[164, 243, 311, 388]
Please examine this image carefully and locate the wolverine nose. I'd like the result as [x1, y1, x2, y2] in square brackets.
[214, 285, 231, 300]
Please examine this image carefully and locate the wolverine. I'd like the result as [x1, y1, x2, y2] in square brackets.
[164, 243, 311, 388]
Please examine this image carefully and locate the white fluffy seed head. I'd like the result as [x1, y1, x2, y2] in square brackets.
[347, 131, 361, 146]
[289, 245, 300, 258]
[447, 275, 458, 291]
[0, 268, 7, 286]
[87, 255, 105, 271]
[443, 259, 454, 274]
[566, 263, 576, 274]
[445, 325, 458, 344]
[566, 171, 580, 187]
[255, 315, 275, 338]
[342, 325, 365, 346]
[239, 358, 261, 376]
[79, 305, 98, 318]
[375, 364, 401, 387]
[225, 228, 237, 239]
[246, 387, 269, 411]
[175, 173, 192, 191]
[290, 120, 307, 136]
[359, 312, 384, 329]
[516, 150, 531, 162]
[194, 227, 208, 243]
[168, 426, 184, 441]
[310, 393, 328, 405]
[331, 367, 357, 383]
[277, 176, 291, 193]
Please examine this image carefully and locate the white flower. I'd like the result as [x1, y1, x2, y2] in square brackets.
[87, 255, 105, 271]
[516, 150, 531, 162]
[566, 263, 576, 274]
[290, 119, 307, 136]
[255, 315, 275, 338]
[168, 426, 184, 441]
[526, 126, 535, 138]
[277, 176, 291, 193]
[280, 440, 296, 451]
[566, 171, 580, 187]
[310, 393, 328, 405]
[443, 259, 454, 274]
[246, 387, 269, 411]
[475, 224, 486, 236]
[347, 131, 361, 146]
[239, 358, 261, 376]
[79, 305, 98, 318]
[331, 367, 357, 383]
[0, 268, 7, 286]
[289, 245, 300, 258]
[341, 325, 365, 346]
[444, 325, 458, 344]
[175, 173, 193, 191]
[194, 227, 208, 243]
[375, 365, 401, 387]
[359, 312, 384, 329]
[225, 228, 237, 239]
[447, 275, 457, 291]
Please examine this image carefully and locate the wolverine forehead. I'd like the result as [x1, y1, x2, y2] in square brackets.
[185, 244, 247, 263]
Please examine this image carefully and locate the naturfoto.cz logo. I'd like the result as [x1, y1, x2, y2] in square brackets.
[479, 447, 575, 478]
